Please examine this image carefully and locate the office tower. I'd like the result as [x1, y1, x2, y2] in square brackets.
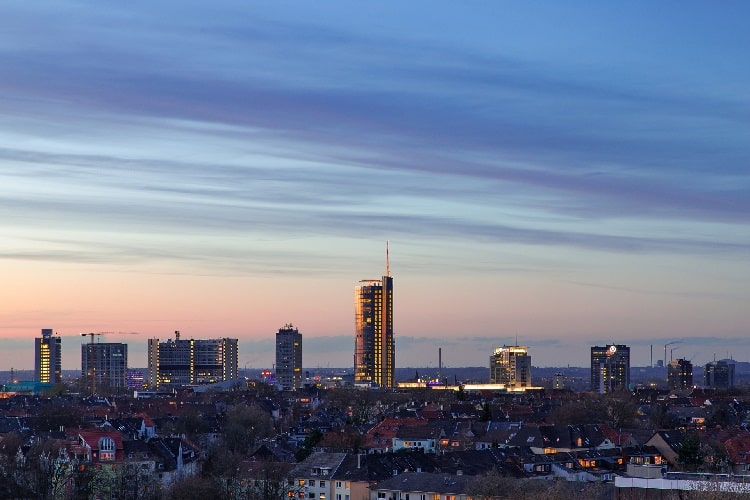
[489, 345, 532, 388]
[354, 248, 394, 388]
[704, 360, 735, 389]
[591, 344, 630, 393]
[35, 328, 62, 384]
[275, 323, 303, 391]
[81, 342, 128, 393]
[148, 331, 239, 389]
[667, 358, 693, 390]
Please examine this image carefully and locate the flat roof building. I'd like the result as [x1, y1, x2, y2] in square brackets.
[148, 331, 238, 389]
[591, 344, 630, 393]
[704, 360, 734, 389]
[81, 342, 128, 394]
[275, 324, 302, 391]
[489, 345, 532, 388]
[35, 329, 62, 384]
[668, 358, 693, 390]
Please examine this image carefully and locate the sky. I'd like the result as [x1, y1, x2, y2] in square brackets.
[1, 1, 749, 373]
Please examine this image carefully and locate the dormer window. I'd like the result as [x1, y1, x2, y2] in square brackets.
[99, 437, 116, 461]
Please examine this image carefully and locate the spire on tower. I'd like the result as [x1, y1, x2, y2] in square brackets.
[386, 240, 390, 277]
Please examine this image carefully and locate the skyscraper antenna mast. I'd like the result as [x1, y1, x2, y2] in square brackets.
[386, 240, 390, 277]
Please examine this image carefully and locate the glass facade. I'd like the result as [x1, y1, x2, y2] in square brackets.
[354, 276, 394, 388]
[489, 345, 532, 387]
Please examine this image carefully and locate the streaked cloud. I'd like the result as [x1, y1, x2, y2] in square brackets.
[0, 2, 748, 370]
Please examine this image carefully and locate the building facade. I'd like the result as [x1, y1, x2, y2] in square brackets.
[591, 344, 630, 393]
[354, 274, 394, 388]
[489, 345, 532, 388]
[667, 358, 693, 390]
[704, 360, 735, 389]
[147, 331, 239, 389]
[81, 342, 128, 393]
[275, 323, 303, 390]
[35, 328, 62, 384]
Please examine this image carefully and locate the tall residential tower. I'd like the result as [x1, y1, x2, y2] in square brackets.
[275, 323, 303, 390]
[668, 358, 694, 390]
[35, 329, 62, 384]
[354, 246, 394, 388]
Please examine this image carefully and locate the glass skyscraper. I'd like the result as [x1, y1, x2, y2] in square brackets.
[354, 274, 394, 388]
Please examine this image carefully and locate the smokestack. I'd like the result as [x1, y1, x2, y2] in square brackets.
[439, 347, 442, 379]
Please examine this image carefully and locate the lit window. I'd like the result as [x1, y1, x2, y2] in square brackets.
[99, 437, 116, 461]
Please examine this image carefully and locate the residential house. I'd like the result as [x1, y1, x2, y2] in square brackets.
[148, 437, 201, 487]
[724, 434, 750, 475]
[436, 421, 475, 451]
[69, 429, 125, 464]
[362, 417, 426, 454]
[645, 430, 684, 467]
[289, 451, 347, 500]
[392, 425, 442, 453]
[332, 451, 442, 500]
[369, 471, 472, 500]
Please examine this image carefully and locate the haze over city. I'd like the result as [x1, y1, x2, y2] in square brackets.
[1, 2, 749, 372]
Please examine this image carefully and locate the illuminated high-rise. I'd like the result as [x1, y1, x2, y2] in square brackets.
[668, 358, 693, 390]
[148, 331, 239, 389]
[591, 344, 630, 393]
[489, 345, 531, 388]
[276, 323, 302, 390]
[35, 328, 62, 384]
[354, 248, 394, 388]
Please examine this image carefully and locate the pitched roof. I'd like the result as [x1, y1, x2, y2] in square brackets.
[371, 472, 471, 495]
[724, 435, 750, 465]
[362, 417, 427, 450]
[289, 451, 347, 479]
[333, 451, 441, 483]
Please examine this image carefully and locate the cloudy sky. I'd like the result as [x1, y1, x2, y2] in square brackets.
[1, 1, 749, 373]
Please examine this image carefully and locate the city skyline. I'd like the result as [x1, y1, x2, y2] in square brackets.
[1, 2, 749, 371]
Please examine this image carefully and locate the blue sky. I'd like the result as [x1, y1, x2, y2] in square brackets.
[0, 1, 749, 371]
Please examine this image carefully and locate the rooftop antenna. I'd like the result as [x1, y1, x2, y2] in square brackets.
[386, 240, 390, 277]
